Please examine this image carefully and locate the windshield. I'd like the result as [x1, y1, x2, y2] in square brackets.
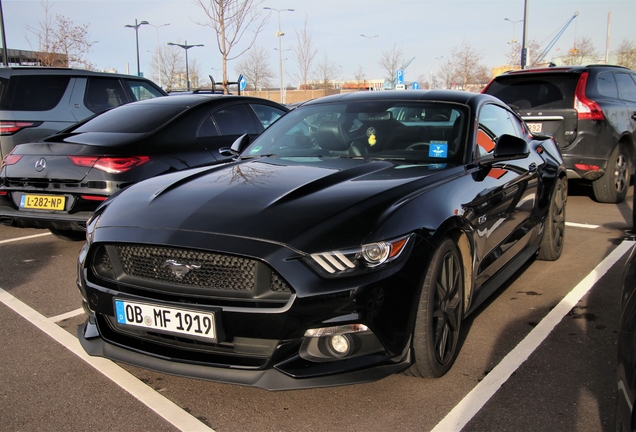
[243, 100, 468, 163]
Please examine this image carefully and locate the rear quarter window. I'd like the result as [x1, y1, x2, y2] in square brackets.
[486, 74, 579, 110]
[2, 75, 70, 111]
[125, 80, 166, 101]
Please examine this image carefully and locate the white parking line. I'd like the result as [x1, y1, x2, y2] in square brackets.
[50, 307, 85, 323]
[0, 288, 214, 432]
[0, 232, 52, 244]
[566, 222, 600, 229]
[432, 239, 635, 431]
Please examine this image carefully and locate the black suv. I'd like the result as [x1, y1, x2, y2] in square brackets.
[0, 67, 167, 159]
[483, 65, 636, 203]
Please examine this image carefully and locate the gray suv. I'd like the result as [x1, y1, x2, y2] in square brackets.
[0, 67, 167, 158]
[483, 65, 636, 203]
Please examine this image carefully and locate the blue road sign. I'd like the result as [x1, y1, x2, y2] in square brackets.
[396, 69, 404, 85]
[412, 81, 420, 90]
[239, 75, 246, 91]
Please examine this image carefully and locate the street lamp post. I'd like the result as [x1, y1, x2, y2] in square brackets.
[148, 23, 170, 88]
[264, 7, 294, 103]
[504, 17, 523, 45]
[361, 34, 378, 90]
[167, 40, 204, 91]
[504, 18, 523, 69]
[125, 19, 149, 76]
[274, 47, 291, 102]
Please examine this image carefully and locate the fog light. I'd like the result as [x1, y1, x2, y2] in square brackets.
[328, 334, 352, 357]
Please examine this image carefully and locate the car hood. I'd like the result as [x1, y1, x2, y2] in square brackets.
[96, 157, 459, 251]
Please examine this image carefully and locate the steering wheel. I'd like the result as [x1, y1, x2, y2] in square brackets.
[431, 114, 449, 121]
[405, 143, 429, 151]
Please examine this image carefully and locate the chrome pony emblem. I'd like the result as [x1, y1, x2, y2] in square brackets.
[35, 158, 47, 172]
[163, 259, 201, 279]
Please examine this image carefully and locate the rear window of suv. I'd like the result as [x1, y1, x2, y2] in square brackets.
[485, 73, 579, 110]
[2, 75, 70, 111]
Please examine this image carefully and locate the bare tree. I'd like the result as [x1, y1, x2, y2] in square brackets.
[153, 44, 184, 91]
[615, 40, 636, 70]
[291, 14, 317, 96]
[437, 58, 457, 89]
[188, 58, 203, 89]
[235, 45, 275, 92]
[562, 37, 598, 65]
[193, 0, 268, 93]
[314, 51, 339, 96]
[450, 40, 484, 90]
[378, 43, 404, 88]
[26, 1, 95, 67]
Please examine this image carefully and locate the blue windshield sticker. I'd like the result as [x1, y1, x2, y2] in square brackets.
[429, 141, 448, 158]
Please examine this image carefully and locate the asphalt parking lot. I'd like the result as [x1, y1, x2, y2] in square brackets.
[1, 181, 633, 431]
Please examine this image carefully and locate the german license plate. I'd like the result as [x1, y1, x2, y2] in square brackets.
[115, 299, 216, 341]
[20, 194, 65, 210]
[527, 122, 542, 133]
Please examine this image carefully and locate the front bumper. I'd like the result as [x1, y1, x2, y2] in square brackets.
[78, 316, 411, 391]
[76, 232, 422, 390]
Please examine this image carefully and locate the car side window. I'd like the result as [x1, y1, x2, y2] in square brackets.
[125, 80, 165, 101]
[212, 104, 258, 135]
[6, 75, 70, 111]
[85, 78, 127, 114]
[615, 73, 636, 103]
[197, 115, 219, 138]
[476, 104, 521, 158]
[596, 72, 619, 98]
[250, 104, 285, 129]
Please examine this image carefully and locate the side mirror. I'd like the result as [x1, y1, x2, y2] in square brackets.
[230, 133, 251, 156]
[493, 134, 530, 160]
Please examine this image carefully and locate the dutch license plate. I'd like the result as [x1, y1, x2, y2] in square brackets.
[20, 194, 65, 210]
[527, 122, 543, 133]
[115, 299, 216, 341]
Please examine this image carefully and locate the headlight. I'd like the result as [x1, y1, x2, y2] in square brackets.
[305, 234, 411, 277]
[85, 210, 103, 245]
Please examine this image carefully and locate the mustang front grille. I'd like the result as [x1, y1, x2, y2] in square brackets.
[90, 244, 292, 301]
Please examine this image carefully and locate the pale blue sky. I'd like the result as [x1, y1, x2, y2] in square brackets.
[3, 0, 635, 87]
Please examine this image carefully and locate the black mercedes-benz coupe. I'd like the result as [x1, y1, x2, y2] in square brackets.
[77, 90, 567, 390]
[0, 94, 288, 240]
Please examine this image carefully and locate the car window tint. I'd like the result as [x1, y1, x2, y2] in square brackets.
[126, 80, 165, 101]
[197, 115, 219, 137]
[73, 104, 186, 133]
[616, 73, 636, 103]
[4, 75, 70, 111]
[596, 72, 619, 98]
[212, 104, 258, 135]
[85, 78, 128, 114]
[477, 104, 520, 158]
[250, 104, 285, 129]
[485, 74, 578, 110]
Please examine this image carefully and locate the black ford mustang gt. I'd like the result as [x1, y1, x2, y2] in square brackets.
[77, 90, 567, 390]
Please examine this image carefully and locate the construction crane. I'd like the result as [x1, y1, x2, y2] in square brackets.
[531, 12, 579, 67]
[401, 57, 415, 71]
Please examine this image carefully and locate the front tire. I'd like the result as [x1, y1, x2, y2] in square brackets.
[592, 143, 630, 203]
[406, 238, 463, 378]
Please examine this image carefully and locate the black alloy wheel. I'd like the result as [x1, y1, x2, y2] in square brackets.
[406, 238, 464, 378]
[593, 143, 630, 204]
[538, 176, 567, 261]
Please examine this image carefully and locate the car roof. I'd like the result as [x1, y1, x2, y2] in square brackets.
[495, 64, 634, 77]
[119, 93, 289, 109]
[300, 89, 496, 107]
[0, 66, 160, 81]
